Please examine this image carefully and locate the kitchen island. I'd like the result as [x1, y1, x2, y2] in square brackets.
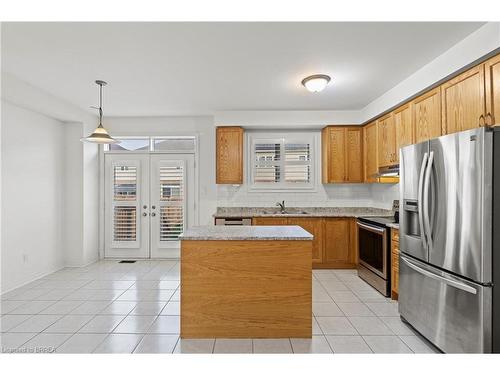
[179, 225, 313, 339]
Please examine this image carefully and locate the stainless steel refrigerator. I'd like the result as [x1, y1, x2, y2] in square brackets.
[399, 127, 500, 353]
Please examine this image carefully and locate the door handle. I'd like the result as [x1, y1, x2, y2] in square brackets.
[423, 151, 434, 249]
[142, 212, 147, 217]
[151, 212, 156, 217]
[401, 257, 477, 295]
[417, 152, 429, 249]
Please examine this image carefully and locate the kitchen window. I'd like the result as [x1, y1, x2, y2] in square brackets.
[248, 132, 317, 191]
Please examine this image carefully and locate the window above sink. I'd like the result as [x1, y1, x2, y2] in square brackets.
[247, 131, 318, 192]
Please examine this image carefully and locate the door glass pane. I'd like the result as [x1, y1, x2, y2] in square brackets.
[107, 139, 150, 151]
[160, 206, 183, 240]
[153, 137, 196, 152]
[113, 206, 137, 241]
[159, 165, 184, 240]
[160, 166, 183, 202]
[114, 166, 137, 201]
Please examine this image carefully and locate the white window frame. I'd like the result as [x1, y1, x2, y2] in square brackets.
[103, 136, 197, 153]
[247, 131, 318, 192]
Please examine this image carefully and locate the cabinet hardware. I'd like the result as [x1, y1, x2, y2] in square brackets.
[479, 114, 486, 127]
[485, 112, 494, 126]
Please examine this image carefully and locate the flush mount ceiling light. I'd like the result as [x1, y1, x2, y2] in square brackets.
[301, 74, 331, 93]
[81, 80, 120, 144]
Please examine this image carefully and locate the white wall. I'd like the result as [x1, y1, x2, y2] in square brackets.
[1, 102, 65, 291]
[1, 73, 100, 291]
[362, 22, 500, 122]
[214, 110, 362, 127]
[63, 122, 84, 266]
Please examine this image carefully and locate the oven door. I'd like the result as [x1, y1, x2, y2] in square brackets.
[357, 221, 388, 279]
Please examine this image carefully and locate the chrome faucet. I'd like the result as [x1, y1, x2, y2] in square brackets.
[276, 200, 286, 213]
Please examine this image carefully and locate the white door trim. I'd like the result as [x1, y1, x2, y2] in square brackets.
[98, 134, 200, 260]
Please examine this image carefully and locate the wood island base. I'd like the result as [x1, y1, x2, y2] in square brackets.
[180, 239, 312, 338]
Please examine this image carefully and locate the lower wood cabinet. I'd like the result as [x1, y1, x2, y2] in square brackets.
[391, 228, 399, 300]
[252, 216, 357, 268]
[291, 217, 324, 265]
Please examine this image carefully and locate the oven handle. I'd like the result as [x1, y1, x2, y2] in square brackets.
[357, 221, 386, 234]
[401, 257, 477, 295]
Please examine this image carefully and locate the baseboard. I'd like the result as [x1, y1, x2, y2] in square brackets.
[64, 258, 98, 269]
[1, 264, 65, 296]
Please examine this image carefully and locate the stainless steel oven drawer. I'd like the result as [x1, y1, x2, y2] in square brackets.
[399, 254, 491, 353]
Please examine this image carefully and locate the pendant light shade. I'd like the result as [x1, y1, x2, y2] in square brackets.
[81, 80, 120, 144]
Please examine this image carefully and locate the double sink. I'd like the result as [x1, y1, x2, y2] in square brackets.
[260, 208, 310, 216]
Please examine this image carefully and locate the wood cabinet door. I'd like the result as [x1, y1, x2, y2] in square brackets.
[252, 217, 289, 226]
[394, 103, 413, 161]
[345, 128, 363, 182]
[485, 54, 500, 126]
[363, 122, 378, 183]
[327, 127, 346, 183]
[413, 87, 442, 143]
[290, 218, 323, 264]
[377, 113, 396, 167]
[216, 126, 244, 184]
[323, 218, 351, 265]
[441, 65, 486, 134]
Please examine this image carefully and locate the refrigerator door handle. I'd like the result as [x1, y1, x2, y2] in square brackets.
[401, 257, 477, 295]
[418, 152, 429, 249]
[423, 151, 434, 249]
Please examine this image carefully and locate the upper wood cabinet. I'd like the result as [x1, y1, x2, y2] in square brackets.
[413, 87, 442, 143]
[394, 103, 413, 159]
[322, 126, 363, 183]
[377, 113, 397, 167]
[216, 126, 244, 184]
[485, 54, 500, 126]
[322, 127, 345, 183]
[363, 122, 378, 183]
[346, 128, 364, 182]
[441, 65, 486, 134]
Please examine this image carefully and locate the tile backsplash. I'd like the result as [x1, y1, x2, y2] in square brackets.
[216, 183, 399, 209]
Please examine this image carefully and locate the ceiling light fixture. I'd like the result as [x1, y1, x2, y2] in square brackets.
[81, 80, 119, 144]
[301, 74, 331, 93]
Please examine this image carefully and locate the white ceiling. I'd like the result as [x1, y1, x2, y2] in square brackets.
[1, 22, 485, 116]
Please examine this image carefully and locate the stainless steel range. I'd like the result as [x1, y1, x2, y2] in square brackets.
[399, 127, 500, 353]
[357, 216, 395, 297]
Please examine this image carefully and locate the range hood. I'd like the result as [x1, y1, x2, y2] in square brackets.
[377, 164, 399, 177]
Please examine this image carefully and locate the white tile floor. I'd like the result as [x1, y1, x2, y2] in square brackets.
[0, 260, 439, 354]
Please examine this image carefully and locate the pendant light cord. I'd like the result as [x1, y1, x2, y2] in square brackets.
[98, 83, 103, 126]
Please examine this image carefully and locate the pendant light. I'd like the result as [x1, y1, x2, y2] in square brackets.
[81, 80, 120, 144]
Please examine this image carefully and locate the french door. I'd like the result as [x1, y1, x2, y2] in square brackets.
[104, 153, 195, 259]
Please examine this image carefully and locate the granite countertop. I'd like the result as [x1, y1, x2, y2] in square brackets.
[387, 223, 400, 229]
[214, 206, 394, 218]
[180, 225, 313, 241]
